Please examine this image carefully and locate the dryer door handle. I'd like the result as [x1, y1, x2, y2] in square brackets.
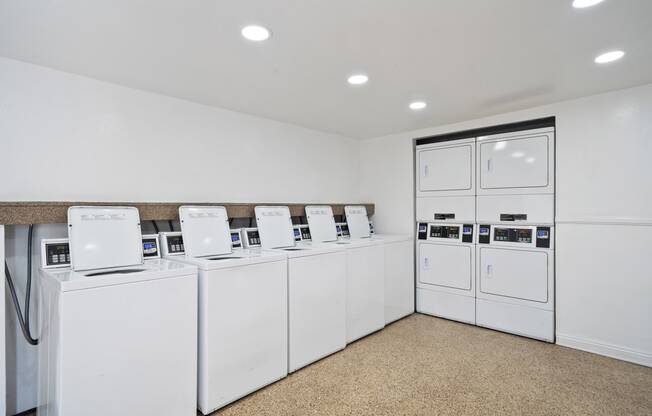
[424, 164, 429, 177]
[487, 159, 492, 172]
[423, 257, 430, 269]
[486, 264, 493, 277]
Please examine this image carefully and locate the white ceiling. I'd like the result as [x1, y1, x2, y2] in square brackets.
[1, 0, 651, 139]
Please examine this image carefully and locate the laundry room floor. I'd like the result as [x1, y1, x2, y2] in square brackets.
[211, 314, 652, 416]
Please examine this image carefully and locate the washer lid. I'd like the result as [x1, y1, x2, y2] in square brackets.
[305, 205, 338, 243]
[179, 206, 232, 258]
[345, 205, 371, 239]
[68, 206, 143, 271]
[255, 206, 295, 249]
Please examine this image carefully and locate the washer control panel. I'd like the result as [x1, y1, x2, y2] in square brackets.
[159, 232, 185, 256]
[41, 239, 71, 269]
[430, 225, 460, 239]
[299, 225, 311, 241]
[141, 234, 161, 259]
[242, 228, 261, 248]
[336, 223, 350, 238]
[230, 229, 243, 249]
[293, 226, 302, 242]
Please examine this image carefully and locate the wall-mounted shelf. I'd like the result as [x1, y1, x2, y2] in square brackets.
[0, 202, 375, 225]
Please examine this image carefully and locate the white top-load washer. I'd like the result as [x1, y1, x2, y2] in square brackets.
[416, 222, 476, 324]
[160, 206, 288, 414]
[476, 224, 555, 342]
[307, 205, 385, 343]
[344, 206, 415, 325]
[254, 206, 347, 372]
[38, 207, 198, 416]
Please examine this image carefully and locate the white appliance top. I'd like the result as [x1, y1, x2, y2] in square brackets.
[170, 248, 286, 271]
[255, 206, 295, 249]
[179, 206, 232, 257]
[68, 206, 143, 271]
[370, 233, 411, 243]
[344, 205, 371, 240]
[39, 259, 197, 292]
[305, 205, 338, 243]
[259, 241, 346, 258]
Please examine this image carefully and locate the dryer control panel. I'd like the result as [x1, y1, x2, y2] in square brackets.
[477, 225, 553, 249]
[417, 223, 428, 240]
[428, 224, 474, 243]
[293, 226, 302, 242]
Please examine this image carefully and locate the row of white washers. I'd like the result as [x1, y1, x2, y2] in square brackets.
[38, 204, 411, 416]
[415, 125, 555, 342]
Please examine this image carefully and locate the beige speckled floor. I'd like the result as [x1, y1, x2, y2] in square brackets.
[210, 314, 652, 416]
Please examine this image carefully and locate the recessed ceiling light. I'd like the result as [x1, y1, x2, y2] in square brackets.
[347, 74, 369, 85]
[241, 25, 271, 41]
[409, 101, 427, 110]
[572, 0, 604, 8]
[594, 50, 625, 64]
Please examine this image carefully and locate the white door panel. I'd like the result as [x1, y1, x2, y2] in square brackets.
[479, 248, 548, 303]
[480, 135, 549, 190]
[418, 145, 473, 193]
[419, 243, 472, 290]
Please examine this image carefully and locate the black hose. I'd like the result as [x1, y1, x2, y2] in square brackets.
[151, 220, 160, 234]
[5, 224, 38, 346]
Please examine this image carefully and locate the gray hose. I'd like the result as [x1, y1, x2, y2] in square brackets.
[4, 224, 39, 346]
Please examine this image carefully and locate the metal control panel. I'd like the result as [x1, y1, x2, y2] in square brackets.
[299, 225, 311, 241]
[230, 229, 243, 249]
[336, 223, 350, 238]
[242, 227, 261, 248]
[417, 223, 428, 240]
[159, 232, 185, 256]
[477, 225, 552, 248]
[42, 235, 161, 268]
[41, 238, 71, 269]
[141, 234, 161, 259]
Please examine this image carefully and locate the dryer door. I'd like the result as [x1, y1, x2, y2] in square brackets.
[418, 243, 472, 290]
[417, 142, 474, 195]
[479, 133, 551, 192]
[478, 247, 549, 303]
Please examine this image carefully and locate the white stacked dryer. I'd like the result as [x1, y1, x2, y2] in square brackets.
[415, 137, 477, 322]
[255, 206, 347, 372]
[159, 206, 288, 414]
[307, 205, 385, 343]
[416, 222, 476, 324]
[476, 126, 555, 342]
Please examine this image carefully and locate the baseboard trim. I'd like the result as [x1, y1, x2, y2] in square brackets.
[557, 333, 652, 367]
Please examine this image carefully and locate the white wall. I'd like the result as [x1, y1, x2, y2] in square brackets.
[0, 57, 361, 203]
[0, 57, 363, 414]
[361, 83, 652, 367]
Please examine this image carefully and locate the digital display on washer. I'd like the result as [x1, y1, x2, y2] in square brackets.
[537, 230, 549, 238]
[142, 238, 159, 258]
[494, 228, 532, 243]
